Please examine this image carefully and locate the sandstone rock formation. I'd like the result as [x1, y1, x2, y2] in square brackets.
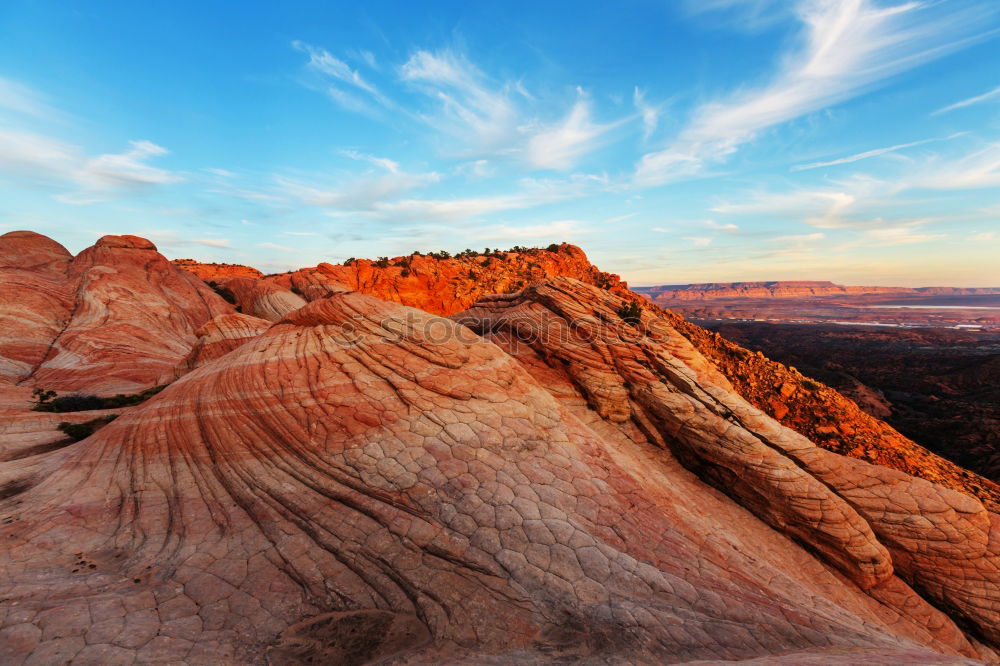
[168, 242, 1000, 511]
[177, 313, 272, 373]
[212, 277, 307, 322]
[171, 259, 263, 281]
[200, 244, 624, 317]
[0, 232, 233, 394]
[1, 279, 999, 663]
[4, 232, 1000, 663]
[0, 232, 75, 385]
[454, 278, 1000, 653]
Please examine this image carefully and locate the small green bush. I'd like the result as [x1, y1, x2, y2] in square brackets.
[33, 385, 168, 413]
[58, 415, 118, 442]
[617, 301, 643, 326]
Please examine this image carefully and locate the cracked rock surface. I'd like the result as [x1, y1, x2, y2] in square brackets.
[2, 283, 997, 663]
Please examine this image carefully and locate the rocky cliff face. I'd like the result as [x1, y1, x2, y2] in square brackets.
[2, 232, 1000, 664]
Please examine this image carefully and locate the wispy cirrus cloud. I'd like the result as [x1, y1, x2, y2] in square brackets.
[682, 0, 795, 31]
[258, 241, 297, 252]
[0, 77, 62, 119]
[790, 134, 960, 171]
[526, 95, 621, 170]
[195, 237, 232, 248]
[636, 0, 993, 185]
[932, 83, 1000, 115]
[277, 163, 440, 210]
[334, 174, 606, 223]
[296, 43, 634, 171]
[633, 87, 661, 140]
[0, 129, 180, 203]
[400, 49, 521, 156]
[861, 224, 943, 246]
[294, 40, 394, 114]
[80, 140, 179, 190]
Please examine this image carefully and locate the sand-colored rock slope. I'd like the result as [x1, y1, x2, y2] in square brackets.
[2, 278, 999, 663]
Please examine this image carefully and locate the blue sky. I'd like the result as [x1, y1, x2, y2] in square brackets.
[1, 0, 999, 286]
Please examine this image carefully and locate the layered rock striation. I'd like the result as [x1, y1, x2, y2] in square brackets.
[0, 232, 233, 394]
[1, 279, 998, 663]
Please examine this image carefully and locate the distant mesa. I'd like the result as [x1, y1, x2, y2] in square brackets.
[634, 280, 1000, 302]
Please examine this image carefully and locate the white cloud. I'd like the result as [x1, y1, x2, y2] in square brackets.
[0, 128, 80, 180]
[604, 212, 638, 224]
[684, 236, 713, 247]
[0, 130, 179, 201]
[862, 225, 943, 246]
[455, 159, 495, 179]
[791, 136, 950, 171]
[80, 140, 180, 190]
[294, 41, 393, 111]
[526, 97, 617, 170]
[633, 87, 660, 139]
[339, 149, 400, 173]
[0, 77, 60, 119]
[401, 49, 519, 155]
[773, 232, 825, 244]
[969, 231, 996, 241]
[196, 238, 232, 248]
[469, 219, 591, 241]
[636, 0, 991, 185]
[357, 175, 603, 222]
[259, 241, 297, 252]
[932, 83, 1000, 116]
[906, 144, 1000, 190]
[706, 220, 740, 233]
[713, 188, 861, 228]
[278, 166, 440, 209]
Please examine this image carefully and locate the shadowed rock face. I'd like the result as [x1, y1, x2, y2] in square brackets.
[177, 312, 272, 373]
[214, 277, 308, 322]
[2, 283, 998, 664]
